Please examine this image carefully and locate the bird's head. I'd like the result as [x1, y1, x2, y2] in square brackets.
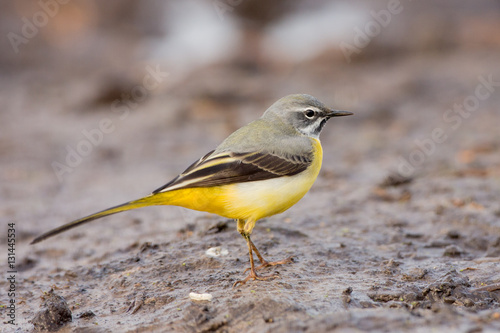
[262, 94, 353, 138]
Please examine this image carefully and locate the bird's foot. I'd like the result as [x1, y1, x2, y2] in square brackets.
[233, 270, 279, 287]
[243, 255, 295, 274]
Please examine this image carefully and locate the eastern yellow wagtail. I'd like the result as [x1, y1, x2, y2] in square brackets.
[31, 94, 352, 286]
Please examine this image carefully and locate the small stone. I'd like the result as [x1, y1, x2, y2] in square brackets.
[76, 310, 96, 319]
[342, 287, 353, 295]
[205, 247, 229, 257]
[443, 245, 464, 257]
[32, 291, 72, 332]
[189, 292, 213, 302]
[463, 299, 475, 307]
[446, 230, 461, 239]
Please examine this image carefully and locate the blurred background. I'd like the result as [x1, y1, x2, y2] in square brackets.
[1, 0, 499, 243]
[1, 1, 500, 331]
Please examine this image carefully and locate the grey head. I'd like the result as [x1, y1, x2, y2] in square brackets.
[262, 94, 353, 138]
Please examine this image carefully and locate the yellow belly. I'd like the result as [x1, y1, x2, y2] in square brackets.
[156, 139, 323, 221]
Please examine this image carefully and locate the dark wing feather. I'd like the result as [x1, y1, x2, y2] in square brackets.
[153, 150, 216, 193]
[153, 150, 312, 193]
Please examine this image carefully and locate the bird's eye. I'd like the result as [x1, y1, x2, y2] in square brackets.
[304, 110, 315, 119]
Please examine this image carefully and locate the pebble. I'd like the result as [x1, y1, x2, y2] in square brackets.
[189, 292, 213, 302]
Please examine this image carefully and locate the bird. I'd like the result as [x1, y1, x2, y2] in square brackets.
[31, 94, 353, 286]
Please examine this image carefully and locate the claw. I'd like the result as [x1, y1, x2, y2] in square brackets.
[233, 271, 279, 287]
[235, 255, 294, 287]
[242, 255, 295, 274]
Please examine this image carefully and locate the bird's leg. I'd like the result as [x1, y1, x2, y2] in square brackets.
[233, 219, 292, 287]
[233, 232, 279, 287]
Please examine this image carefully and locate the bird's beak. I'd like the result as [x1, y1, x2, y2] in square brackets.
[326, 109, 353, 118]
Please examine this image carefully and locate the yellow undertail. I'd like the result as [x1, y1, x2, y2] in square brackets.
[30, 187, 231, 244]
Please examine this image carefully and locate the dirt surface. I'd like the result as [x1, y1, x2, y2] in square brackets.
[1, 1, 500, 332]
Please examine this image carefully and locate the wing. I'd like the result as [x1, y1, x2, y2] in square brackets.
[152, 149, 312, 193]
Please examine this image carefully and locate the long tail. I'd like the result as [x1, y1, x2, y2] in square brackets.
[30, 195, 160, 244]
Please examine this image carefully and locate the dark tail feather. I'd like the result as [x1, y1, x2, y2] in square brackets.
[30, 196, 155, 244]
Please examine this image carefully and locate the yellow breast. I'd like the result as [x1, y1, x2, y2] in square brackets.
[223, 138, 322, 220]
